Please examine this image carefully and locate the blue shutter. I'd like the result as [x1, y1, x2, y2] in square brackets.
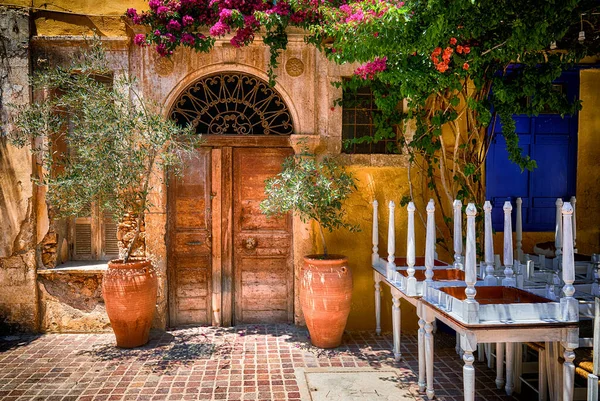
[486, 71, 578, 232]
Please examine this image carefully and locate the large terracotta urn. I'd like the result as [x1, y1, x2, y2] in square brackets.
[103, 259, 157, 348]
[300, 255, 353, 348]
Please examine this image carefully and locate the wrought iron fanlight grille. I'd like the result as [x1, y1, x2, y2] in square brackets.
[170, 73, 293, 136]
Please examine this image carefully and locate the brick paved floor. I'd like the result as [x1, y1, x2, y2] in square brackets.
[0, 325, 523, 401]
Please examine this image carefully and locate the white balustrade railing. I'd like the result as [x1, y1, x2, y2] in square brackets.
[453, 200, 463, 270]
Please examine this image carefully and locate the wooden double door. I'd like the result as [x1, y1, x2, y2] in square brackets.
[168, 146, 294, 327]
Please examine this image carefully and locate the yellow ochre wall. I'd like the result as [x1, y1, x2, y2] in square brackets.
[0, 0, 148, 37]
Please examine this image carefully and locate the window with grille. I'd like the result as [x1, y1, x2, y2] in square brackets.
[341, 85, 398, 154]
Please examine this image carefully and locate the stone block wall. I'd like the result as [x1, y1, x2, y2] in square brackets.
[0, 6, 39, 333]
[38, 273, 110, 332]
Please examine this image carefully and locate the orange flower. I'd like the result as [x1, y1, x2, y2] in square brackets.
[463, 62, 469, 70]
[436, 63, 449, 73]
[456, 45, 464, 54]
[432, 47, 442, 56]
[463, 46, 471, 54]
[450, 37, 457, 45]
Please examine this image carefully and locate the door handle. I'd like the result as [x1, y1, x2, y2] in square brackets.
[186, 241, 203, 246]
[244, 237, 258, 250]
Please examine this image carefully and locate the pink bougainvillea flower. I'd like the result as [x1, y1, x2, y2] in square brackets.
[219, 8, 233, 19]
[345, 9, 364, 23]
[209, 21, 231, 36]
[126, 8, 137, 18]
[354, 56, 387, 80]
[166, 19, 182, 31]
[339, 4, 352, 14]
[373, 32, 379, 38]
[463, 62, 470, 70]
[182, 15, 194, 26]
[156, 43, 169, 56]
[449, 37, 457, 45]
[165, 33, 176, 42]
[133, 34, 146, 46]
[156, 6, 169, 16]
[148, 0, 161, 10]
[181, 33, 196, 45]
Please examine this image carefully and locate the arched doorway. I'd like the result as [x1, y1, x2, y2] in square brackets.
[167, 73, 294, 327]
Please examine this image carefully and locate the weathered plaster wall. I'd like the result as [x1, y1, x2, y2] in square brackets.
[0, 6, 38, 333]
[38, 273, 110, 332]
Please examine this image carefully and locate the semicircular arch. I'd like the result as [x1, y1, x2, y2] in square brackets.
[164, 67, 299, 136]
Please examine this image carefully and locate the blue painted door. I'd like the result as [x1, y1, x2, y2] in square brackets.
[486, 71, 579, 232]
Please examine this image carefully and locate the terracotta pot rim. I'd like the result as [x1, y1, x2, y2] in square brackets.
[108, 259, 151, 270]
[304, 254, 347, 261]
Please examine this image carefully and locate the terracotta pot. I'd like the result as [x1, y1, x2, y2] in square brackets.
[103, 259, 157, 348]
[300, 255, 352, 348]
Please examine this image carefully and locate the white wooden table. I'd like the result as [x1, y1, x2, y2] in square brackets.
[420, 298, 579, 401]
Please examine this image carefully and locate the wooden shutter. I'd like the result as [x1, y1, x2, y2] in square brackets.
[102, 211, 119, 259]
[486, 71, 578, 232]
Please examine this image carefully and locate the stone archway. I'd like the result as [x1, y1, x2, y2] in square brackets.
[167, 72, 295, 327]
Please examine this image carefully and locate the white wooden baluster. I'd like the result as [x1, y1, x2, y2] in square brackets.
[453, 200, 464, 270]
[387, 201, 396, 281]
[424, 199, 435, 288]
[392, 292, 401, 361]
[570, 196, 577, 253]
[464, 203, 479, 324]
[561, 202, 577, 401]
[561, 202, 577, 322]
[462, 333, 477, 401]
[555, 198, 564, 269]
[417, 302, 426, 393]
[484, 201, 496, 285]
[516, 197, 524, 262]
[372, 200, 379, 267]
[502, 201, 516, 287]
[374, 279, 381, 336]
[406, 202, 417, 296]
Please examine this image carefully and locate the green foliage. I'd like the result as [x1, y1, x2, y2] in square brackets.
[301, 0, 598, 251]
[7, 39, 200, 262]
[260, 152, 359, 255]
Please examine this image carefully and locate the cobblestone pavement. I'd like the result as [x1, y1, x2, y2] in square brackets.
[0, 325, 523, 401]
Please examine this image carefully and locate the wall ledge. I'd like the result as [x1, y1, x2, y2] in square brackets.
[38, 261, 107, 276]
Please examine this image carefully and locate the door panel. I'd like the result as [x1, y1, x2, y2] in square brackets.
[168, 149, 212, 326]
[233, 148, 294, 323]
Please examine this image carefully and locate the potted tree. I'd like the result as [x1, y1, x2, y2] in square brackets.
[7, 39, 198, 348]
[260, 150, 359, 348]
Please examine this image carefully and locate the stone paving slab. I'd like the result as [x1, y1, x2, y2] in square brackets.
[0, 325, 522, 401]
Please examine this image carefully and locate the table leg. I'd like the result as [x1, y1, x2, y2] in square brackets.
[505, 342, 514, 396]
[563, 346, 575, 401]
[417, 303, 426, 393]
[463, 346, 476, 401]
[425, 316, 435, 400]
[478, 344, 485, 362]
[374, 279, 381, 336]
[539, 348, 547, 401]
[495, 342, 505, 389]
[514, 343, 523, 394]
[392, 293, 401, 361]
[486, 343, 493, 369]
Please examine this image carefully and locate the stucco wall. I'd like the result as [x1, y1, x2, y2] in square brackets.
[0, 6, 38, 333]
